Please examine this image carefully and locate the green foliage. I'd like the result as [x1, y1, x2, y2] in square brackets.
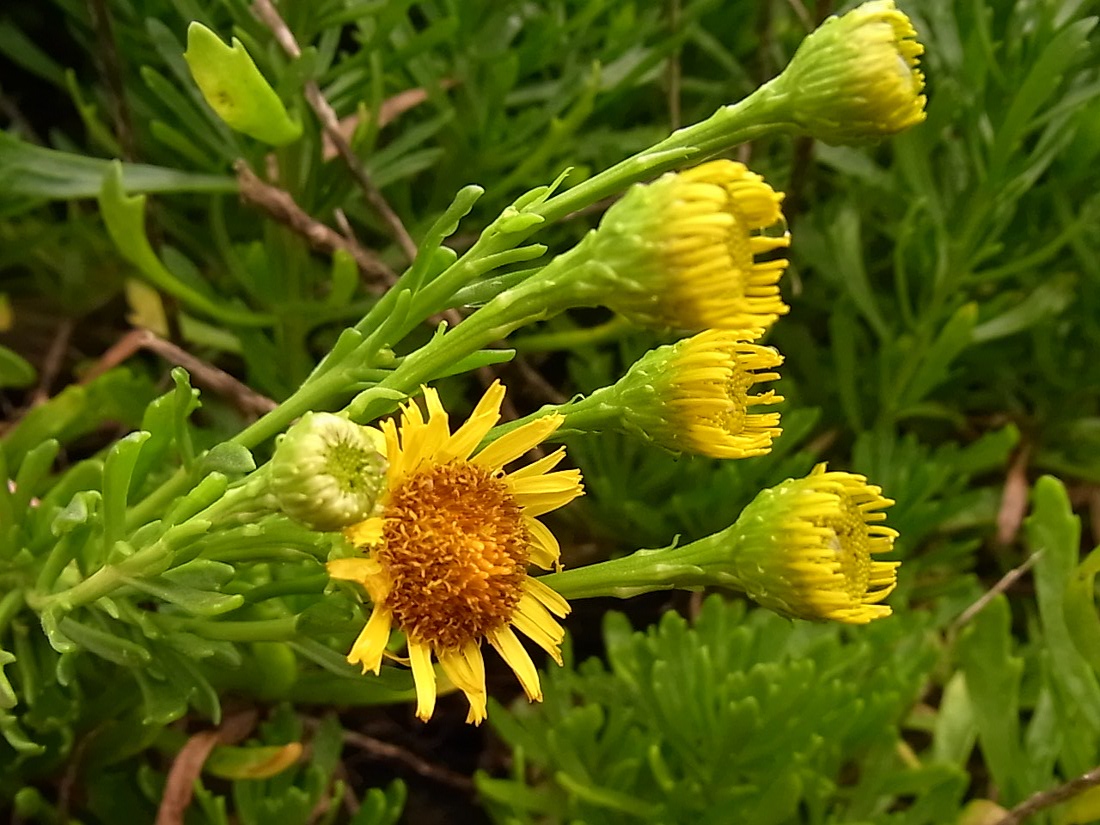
[480, 595, 959, 825]
[0, 0, 1097, 822]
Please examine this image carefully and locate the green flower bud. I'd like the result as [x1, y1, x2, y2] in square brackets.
[271, 412, 388, 531]
[725, 464, 899, 623]
[767, 0, 926, 145]
[184, 22, 302, 146]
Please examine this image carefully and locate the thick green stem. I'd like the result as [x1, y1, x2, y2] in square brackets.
[542, 531, 744, 600]
[159, 616, 298, 642]
[512, 315, 633, 353]
[534, 87, 789, 224]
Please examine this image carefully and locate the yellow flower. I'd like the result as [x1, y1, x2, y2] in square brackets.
[729, 464, 900, 623]
[586, 159, 790, 331]
[649, 328, 783, 458]
[772, 0, 926, 144]
[566, 328, 784, 459]
[327, 381, 583, 724]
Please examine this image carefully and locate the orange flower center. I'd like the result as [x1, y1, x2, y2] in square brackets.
[378, 461, 530, 650]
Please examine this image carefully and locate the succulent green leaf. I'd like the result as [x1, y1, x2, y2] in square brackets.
[98, 163, 273, 327]
[0, 345, 35, 389]
[184, 23, 302, 146]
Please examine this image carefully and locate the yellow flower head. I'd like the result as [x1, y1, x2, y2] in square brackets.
[728, 464, 899, 623]
[774, 0, 926, 144]
[610, 328, 784, 459]
[327, 381, 583, 724]
[587, 159, 790, 332]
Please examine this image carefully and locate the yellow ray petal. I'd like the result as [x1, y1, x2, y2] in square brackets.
[343, 518, 385, 548]
[525, 575, 571, 618]
[512, 471, 584, 517]
[506, 447, 566, 481]
[524, 516, 560, 569]
[512, 595, 565, 665]
[439, 643, 488, 726]
[437, 381, 506, 463]
[346, 607, 392, 675]
[326, 557, 381, 582]
[488, 626, 542, 702]
[408, 640, 437, 722]
[380, 418, 403, 483]
[396, 398, 429, 476]
[420, 386, 452, 464]
[473, 415, 564, 472]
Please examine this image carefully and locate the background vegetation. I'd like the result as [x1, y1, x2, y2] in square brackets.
[1, 0, 1099, 822]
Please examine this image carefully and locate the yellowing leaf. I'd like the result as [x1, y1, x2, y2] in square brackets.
[184, 23, 302, 146]
[204, 742, 303, 780]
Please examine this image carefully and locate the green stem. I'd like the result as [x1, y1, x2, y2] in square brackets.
[511, 315, 634, 352]
[486, 385, 621, 444]
[542, 531, 743, 600]
[533, 87, 789, 224]
[241, 573, 328, 603]
[40, 542, 173, 611]
[125, 365, 356, 533]
[0, 590, 24, 635]
[160, 616, 297, 642]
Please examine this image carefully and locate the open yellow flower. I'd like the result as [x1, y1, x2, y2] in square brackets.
[327, 381, 583, 724]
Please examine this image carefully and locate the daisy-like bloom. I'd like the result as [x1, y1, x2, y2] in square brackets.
[580, 159, 790, 332]
[327, 381, 583, 724]
[725, 464, 900, 623]
[271, 412, 388, 531]
[769, 0, 926, 144]
[560, 328, 784, 459]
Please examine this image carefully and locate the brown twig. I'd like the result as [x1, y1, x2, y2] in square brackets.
[342, 730, 474, 794]
[30, 319, 74, 406]
[235, 161, 396, 287]
[513, 357, 567, 405]
[997, 443, 1032, 545]
[994, 765, 1100, 825]
[321, 81, 457, 161]
[784, 0, 815, 31]
[82, 329, 276, 418]
[951, 551, 1042, 631]
[251, 0, 418, 262]
[156, 711, 258, 825]
[0, 90, 42, 143]
[85, 0, 136, 160]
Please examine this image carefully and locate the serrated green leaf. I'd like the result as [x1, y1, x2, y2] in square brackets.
[98, 162, 272, 327]
[957, 594, 1024, 802]
[1027, 476, 1100, 730]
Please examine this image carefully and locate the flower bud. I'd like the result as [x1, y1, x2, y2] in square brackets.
[566, 328, 784, 459]
[543, 465, 900, 625]
[580, 159, 790, 331]
[184, 22, 302, 146]
[271, 412, 388, 531]
[769, 0, 926, 144]
[726, 464, 900, 623]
